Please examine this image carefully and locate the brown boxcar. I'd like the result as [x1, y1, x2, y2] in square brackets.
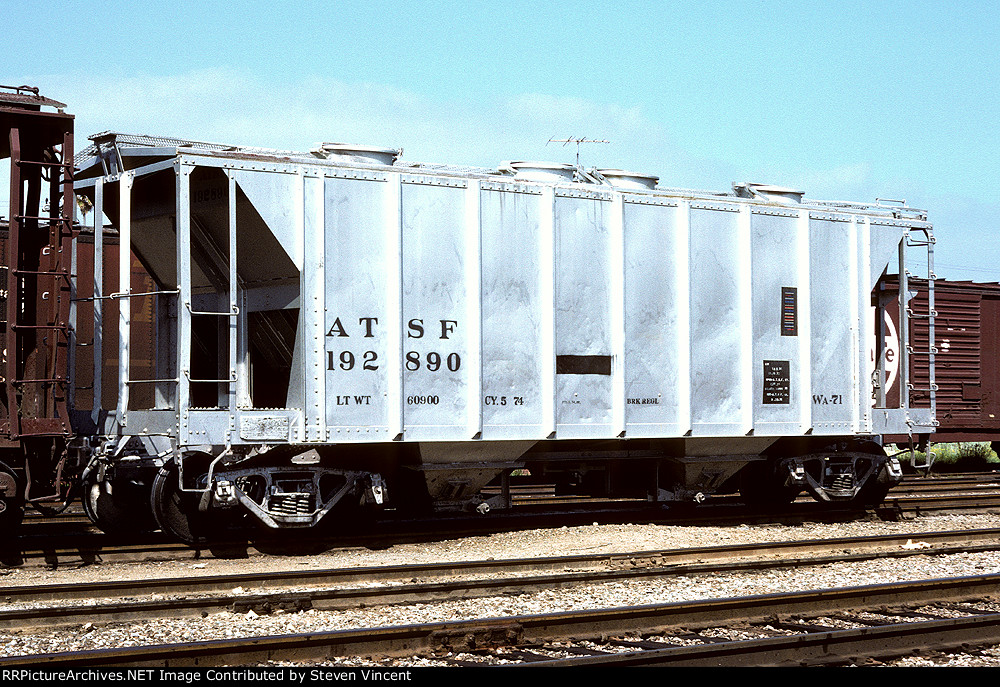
[882, 277, 1000, 443]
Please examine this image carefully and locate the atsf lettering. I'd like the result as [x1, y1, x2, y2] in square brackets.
[325, 317, 459, 340]
[325, 315, 462, 373]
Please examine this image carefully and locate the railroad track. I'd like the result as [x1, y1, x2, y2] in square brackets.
[0, 470, 1000, 666]
[2, 527, 1000, 664]
[2, 526, 999, 629]
[446, 584, 1000, 667]
[4, 573, 1000, 667]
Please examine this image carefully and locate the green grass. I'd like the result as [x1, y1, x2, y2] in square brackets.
[890, 442, 1000, 473]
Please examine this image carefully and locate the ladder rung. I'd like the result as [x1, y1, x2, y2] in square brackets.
[11, 269, 71, 277]
[12, 215, 71, 222]
[10, 324, 69, 331]
[16, 160, 73, 169]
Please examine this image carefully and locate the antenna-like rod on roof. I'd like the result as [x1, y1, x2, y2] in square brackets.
[547, 136, 610, 166]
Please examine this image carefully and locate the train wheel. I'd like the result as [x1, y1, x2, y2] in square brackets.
[150, 460, 208, 545]
[81, 474, 103, 527]
[0, 461, 24, 532]
[851, 442, 895, 507]
[854, 480, 891, 507]
[82, 470, 156, 535]
[738, 461, 800, 506]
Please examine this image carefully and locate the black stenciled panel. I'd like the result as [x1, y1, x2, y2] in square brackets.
[762, 360, 790, 404]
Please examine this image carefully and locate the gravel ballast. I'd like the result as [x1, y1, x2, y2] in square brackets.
[4, 511, 1000, 666]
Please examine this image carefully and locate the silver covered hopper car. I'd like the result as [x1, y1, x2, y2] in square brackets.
[71, 134, 935, 542]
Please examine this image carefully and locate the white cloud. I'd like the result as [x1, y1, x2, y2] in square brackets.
[32, 69, 689, 178]
[5, 68, 715, 218]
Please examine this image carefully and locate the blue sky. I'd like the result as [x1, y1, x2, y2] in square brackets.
[5, 1, 999, 279]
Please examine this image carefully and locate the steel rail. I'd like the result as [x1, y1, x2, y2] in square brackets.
[3, 574, 1000, 667]
[516, 612, 1000, 667]
[884, 493, 1000, 512]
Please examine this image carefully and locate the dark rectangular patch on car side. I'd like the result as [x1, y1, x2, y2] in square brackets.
[556, 355, 612, 375]
[781, 286, 798, 336]
[763, 360, 791, 404]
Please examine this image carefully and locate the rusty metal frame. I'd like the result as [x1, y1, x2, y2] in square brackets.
[2, 99, 75, 440]
[0, 86, 77, 510]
